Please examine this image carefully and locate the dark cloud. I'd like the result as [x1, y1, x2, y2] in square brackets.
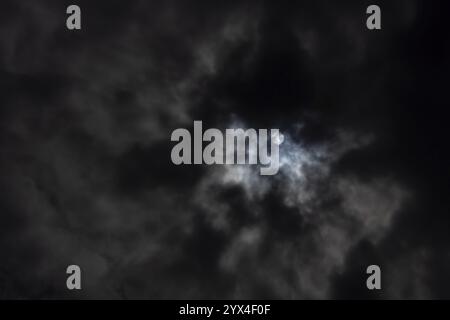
[0, 0, 449, 299]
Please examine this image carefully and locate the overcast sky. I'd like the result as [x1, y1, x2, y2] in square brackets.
[0, 0, 449, 299]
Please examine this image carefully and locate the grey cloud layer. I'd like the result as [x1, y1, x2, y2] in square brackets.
[2, 0, 446, 299]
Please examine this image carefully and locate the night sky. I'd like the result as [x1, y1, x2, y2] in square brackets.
[1, 0, 450, 299]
